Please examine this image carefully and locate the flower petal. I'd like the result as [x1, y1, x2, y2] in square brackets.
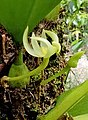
[31, 32, 44, 56]
[41, 29, 47, 39]
[23, 26, 40, 57]
[44, 30, 59, 43]
[40, 29, 47, 48]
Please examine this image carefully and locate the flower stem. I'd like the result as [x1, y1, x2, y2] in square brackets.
[40, 65, 70, 85]
[8, 58, 49, 82]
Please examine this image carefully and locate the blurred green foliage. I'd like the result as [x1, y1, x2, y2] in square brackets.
[46, 0, 88, 52]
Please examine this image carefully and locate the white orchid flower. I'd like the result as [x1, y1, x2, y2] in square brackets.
[23, 26, 61, 58]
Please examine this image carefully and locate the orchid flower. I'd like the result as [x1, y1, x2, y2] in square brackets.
[2, 27, 61, 87]
[23, 26, 61, 58]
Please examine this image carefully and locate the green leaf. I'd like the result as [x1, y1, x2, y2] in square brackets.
[72, 40, 83, 52]
[38, 80, 88, 120]
[56, 86, 77, 105]
[68, 93, 88, 117]
[45, 4, 60, 20]
[0, 0, 62, 44]
[73, 114, 88, 120]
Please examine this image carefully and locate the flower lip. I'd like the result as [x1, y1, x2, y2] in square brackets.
[52, 41, 61, 54]
[23, 26, 61, 58]
[30, 36, 55, 58]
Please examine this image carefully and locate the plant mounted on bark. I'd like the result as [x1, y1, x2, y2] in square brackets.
[0, 1, 88, 120]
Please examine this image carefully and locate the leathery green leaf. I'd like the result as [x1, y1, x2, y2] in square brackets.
[0, 0, 62, 44]
[68, 93, 88, 116]
[73, 114, 88, 120]
[38, 80, 88, 120]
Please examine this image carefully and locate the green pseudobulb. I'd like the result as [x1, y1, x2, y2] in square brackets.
[8, 63, 29, 88]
